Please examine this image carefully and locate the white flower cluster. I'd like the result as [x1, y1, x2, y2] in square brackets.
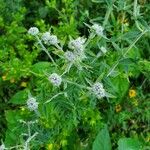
[27, 97, 38, 111]
[92, 82, 105, 99]
[64, 51, 76, 62]
[65, 37, 86, 63]
[49, 73, 62, 87]
[91, 24, 104, 36]
[28, 27, 39, 36]
[68, 37, 86, 52]
[0, 144, 5, 150]
[42, 32, 59, 46]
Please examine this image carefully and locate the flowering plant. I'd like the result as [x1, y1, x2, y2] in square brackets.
[1, 0, 150, 150]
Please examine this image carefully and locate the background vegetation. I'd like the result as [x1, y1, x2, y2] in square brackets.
[0, 0, 149, 149]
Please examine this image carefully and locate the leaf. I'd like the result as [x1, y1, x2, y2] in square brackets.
[5, 110, 25, 146]
[118, 138, 142, 150]
[31, 62, 53, 74]
[9, 89, 28, 104]
[92, 125, 112, 150]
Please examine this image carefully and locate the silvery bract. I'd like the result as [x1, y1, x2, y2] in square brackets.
[92, 82, 105, 99]
[42, 32, 59, 45]
[91, 24, 104, 36]
[27, 97, 38, 111]
[49, 73, 62, 87]
[28, 27, 39, 36]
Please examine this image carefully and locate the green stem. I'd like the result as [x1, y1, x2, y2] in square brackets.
[35, 36, 57, 67]
[107, 29, 147, 77]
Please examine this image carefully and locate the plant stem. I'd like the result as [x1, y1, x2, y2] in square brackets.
[35, 36, 57, 67]
[107, 29, 147, 77]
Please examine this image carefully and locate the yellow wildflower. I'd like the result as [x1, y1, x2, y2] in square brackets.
[115, 104, 122, 113]
[129, 89, 136, 98]
[10, 78, 15, 83]
[21, 82, 27, 87]
[2, 75, 7, 81]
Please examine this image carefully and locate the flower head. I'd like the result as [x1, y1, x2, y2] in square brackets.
[92, 82, 105, 99]
[115, 104, 122, 112]
[91, 24, 104, 36]
[27, 97, 38, 111]
[28, 27, 39, 36]
[42, 32, 59, 45]
[64, 51, 76, 62]
[49, 73, 62, 87]
[68, 37, 86, 52]
[129, 89, 136, 98]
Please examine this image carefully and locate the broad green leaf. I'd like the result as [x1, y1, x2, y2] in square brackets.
[118, 138, 142, 150]
[9, 89, 28, 104]
[31, 62, 53, 74]
[92, 125, 112, 150]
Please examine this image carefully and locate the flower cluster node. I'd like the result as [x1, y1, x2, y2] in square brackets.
[42, 32, 59, 45]
[49, 73, 62, 87]
[27, 97, 38, 111]
[92, 82, 105, 99]
[28, 27, 39, 36]
[91, 24, 104, 36]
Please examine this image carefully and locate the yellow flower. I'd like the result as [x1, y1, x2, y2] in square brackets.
[115, 104, 122, 113]
[21, 82, 27, 87]
[10, 78, 15, 83]
[2, 75, 7, 81]
[129, 89, 136, 98]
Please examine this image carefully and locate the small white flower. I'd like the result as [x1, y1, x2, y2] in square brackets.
[42, 32, 59, 45]
[27, 97, 38, 111]
[91, 24, 104, 36]
[100, 46, 107, 54]
[68, 37, 86, 52]
[64, 51, 76, 62]
[0, 144, 5, 150]
[28, 27, 39, 36]
[92, 82, 105, 99]
[49, 73, 62, 87]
